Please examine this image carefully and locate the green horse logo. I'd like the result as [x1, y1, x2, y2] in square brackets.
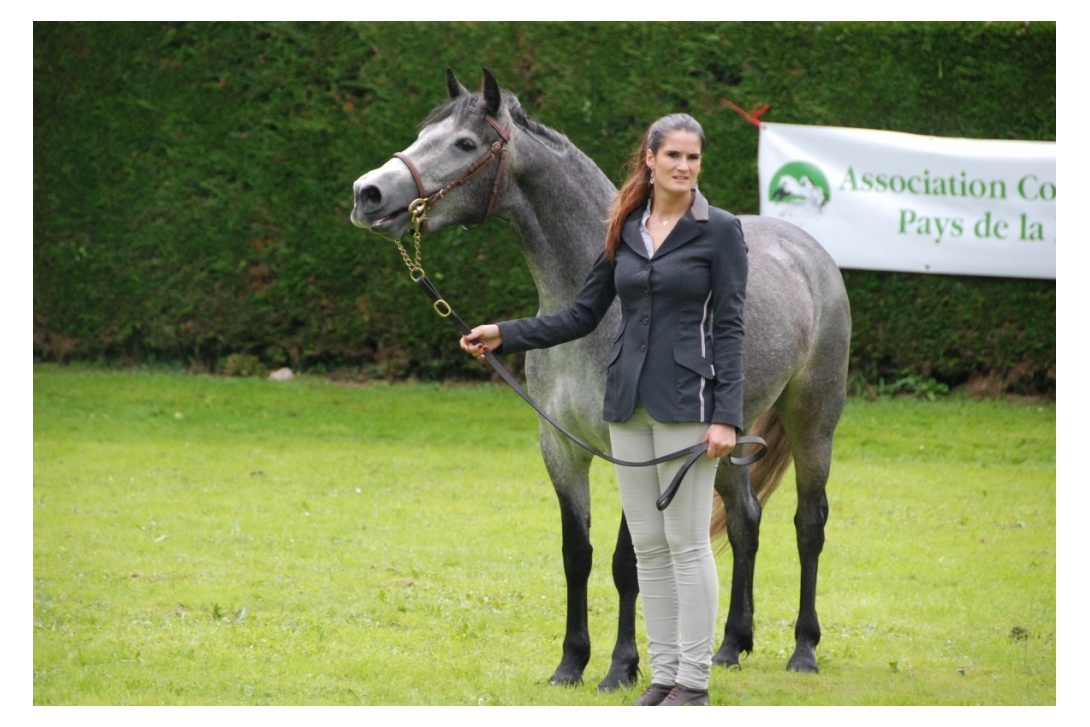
[769, 162, 831, 210]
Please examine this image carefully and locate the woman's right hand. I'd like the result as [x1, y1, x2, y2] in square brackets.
[460, 324, 503, 360]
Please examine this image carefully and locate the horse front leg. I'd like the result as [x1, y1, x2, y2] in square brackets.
[713, 463, 762, 668]
[598, 512, 639, 691]
[542, 445, 594, 686]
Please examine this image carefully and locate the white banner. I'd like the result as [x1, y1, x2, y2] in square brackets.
[757, 122, 1056, 279]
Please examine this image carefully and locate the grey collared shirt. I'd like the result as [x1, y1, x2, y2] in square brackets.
[640, 201, 656, 258]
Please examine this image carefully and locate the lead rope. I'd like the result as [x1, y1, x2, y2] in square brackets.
[396, 200, 766, 510]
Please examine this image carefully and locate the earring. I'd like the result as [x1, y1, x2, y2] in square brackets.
[649, 173, 655, 186]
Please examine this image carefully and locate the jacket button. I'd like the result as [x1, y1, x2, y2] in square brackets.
[641, 317, 649, 325]
[639, 343, 647, 352]
[644, 289, 651, 297]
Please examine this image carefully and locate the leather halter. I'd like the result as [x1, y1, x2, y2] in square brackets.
[392, 114, 511, 229]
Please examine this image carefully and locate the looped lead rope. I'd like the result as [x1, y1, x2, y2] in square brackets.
[408, 269, 767, 510]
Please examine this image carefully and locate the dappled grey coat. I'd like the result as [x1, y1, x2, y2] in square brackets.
[497, 190, 748, 430]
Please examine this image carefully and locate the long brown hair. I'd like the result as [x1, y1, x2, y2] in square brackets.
[604, 113, 705, 261]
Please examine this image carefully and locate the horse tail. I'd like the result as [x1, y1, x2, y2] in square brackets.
[710, 408, 793, 545]
[747, 408, 793, 506]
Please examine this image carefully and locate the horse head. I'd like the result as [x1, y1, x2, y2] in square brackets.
[351, 68, 515, 238]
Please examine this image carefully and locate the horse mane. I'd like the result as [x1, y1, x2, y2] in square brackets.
[421, 89, 573, 149]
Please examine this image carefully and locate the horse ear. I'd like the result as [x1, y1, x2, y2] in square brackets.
[482, 67, 502, 116]
[446, 68, 468, 99]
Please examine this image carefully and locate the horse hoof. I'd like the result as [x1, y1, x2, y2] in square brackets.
[548, 670, 584, 687]
[597, 669, 638, 692]
[712, 639, 747, 669]
[548, 676, 583, 687]
[713, 650, 740, 669]
[548, 653, 589, 687]
[786, 649, 820, 674]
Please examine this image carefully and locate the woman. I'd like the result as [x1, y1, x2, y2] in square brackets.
[460, 113, 747, 706]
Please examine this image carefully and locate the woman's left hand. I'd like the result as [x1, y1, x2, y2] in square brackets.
[703, 423, 737, 459]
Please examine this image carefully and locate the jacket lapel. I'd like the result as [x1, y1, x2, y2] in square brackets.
[620, 212, 650, 259]
[618, 190, 711, 259]
[654, 190, 710, 258]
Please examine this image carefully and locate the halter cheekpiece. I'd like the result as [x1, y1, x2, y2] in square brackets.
[392, 114, 512, 231]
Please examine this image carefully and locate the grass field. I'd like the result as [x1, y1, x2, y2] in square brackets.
[31, 365, 1056, 708]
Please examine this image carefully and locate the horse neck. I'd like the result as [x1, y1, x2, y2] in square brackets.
[500, 135, 617, 313]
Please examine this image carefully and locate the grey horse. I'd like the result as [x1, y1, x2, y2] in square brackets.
[351, 69, 851, 691]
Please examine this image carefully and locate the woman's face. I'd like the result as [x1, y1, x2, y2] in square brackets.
[646, 130, 703, 195]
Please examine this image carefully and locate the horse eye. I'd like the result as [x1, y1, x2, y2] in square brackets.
[455, 138, 477, 152]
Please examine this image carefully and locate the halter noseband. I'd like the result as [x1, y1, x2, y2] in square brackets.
[392, 114, 511, 230]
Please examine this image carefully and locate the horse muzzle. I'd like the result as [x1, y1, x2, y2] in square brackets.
[351, 173, 414, 235]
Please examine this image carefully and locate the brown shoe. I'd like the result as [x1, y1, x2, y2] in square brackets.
[659, 683, 710, 706]
[632, 683, 674, 706]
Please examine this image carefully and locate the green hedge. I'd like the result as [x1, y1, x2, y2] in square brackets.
[33, 21, 1056, 393]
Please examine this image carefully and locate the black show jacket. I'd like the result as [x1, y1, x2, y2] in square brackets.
[497, 190, 748, 430]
